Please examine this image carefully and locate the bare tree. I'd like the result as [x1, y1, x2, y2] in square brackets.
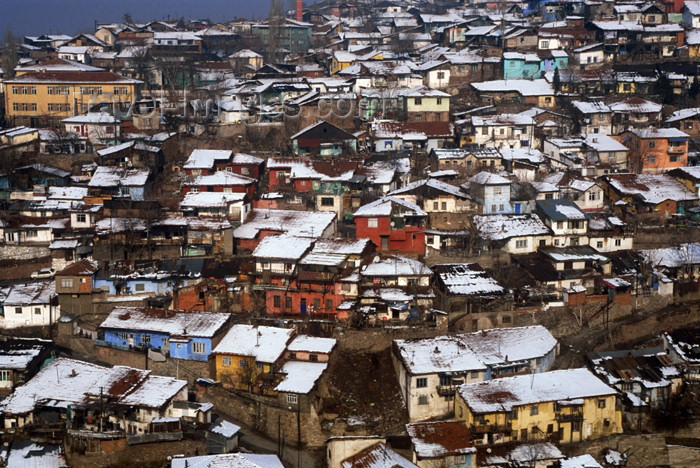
[1, 27, 18, 80]
[267, 0, 285, 64]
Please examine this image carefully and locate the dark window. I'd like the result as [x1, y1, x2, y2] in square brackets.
[320, 197, 334, 206]
[416, 377, 428, 388]
[273, 296, 281, 308]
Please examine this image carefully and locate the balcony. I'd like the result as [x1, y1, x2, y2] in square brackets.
[437, 385, 456, 396]
[472, 423, 511, 434]
[668, 146, 685, 154]
[556, 411, 583, 422]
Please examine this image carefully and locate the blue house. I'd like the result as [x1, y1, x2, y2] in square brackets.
[503, 51, 568, 79]
[97, 307, 230, 362]
[93, 259, 204, 296]
[466, 171, 512, 215]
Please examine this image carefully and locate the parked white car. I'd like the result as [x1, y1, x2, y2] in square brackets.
[30, 268, 56, 279]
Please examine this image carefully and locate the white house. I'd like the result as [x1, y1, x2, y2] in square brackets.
[1, 281, 59, 329]
[392, 325, 558, 421]
[62, 112, 120, 144]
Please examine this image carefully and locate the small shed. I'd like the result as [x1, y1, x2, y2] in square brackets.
[206, 419, 241, 454]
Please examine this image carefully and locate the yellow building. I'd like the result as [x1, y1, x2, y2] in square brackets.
[331, 50, 383, 75]
[455, 368, 622, 446]
[4, 67, 141, 126]
[211, 324, 294, 393]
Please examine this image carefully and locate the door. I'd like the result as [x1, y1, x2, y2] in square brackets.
[380, 236, 389, 251]
[300, 298, 307, 315]
[514, 203, 521, 214]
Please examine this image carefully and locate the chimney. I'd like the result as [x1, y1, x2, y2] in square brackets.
[296, 0, 303, 22]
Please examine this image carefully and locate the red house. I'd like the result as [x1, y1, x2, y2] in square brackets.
[215, 153, 266, 180]
[183, 149, 232, 175]
[353, 196, 427, 256]
[182, 171, 258, 197]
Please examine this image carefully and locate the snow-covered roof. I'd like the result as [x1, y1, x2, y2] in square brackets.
[609, 98, 661, 114]
[583, 134, 628, 153]
[212, 325, 294, 363]
[99, 307, 229, 338]
[471, 79, 554, 96]
[433, 263, 504, 296]
[469, 171, 510, 186]
[666, 107, 700, 123]
[537, 199, 587, 221]
[0, 358, 186, 415]
[274, 361, 327, 394]
[571, 100, 611, 114]
[472, 114, 535, 127]
[62, 112, 119, 124]
[395, 325, 557, 375]
[208, 419, 241, 438]
[287, 335, 336, 354]
[605, 174, 698, 204]
[508, 443, 564, 463]
[353, 196, 427, 218]
[3, 281, 54, 306]
[233, 209, 336, 240]
[560, 454, 603, 468]
[499, 148, 546, 164]
[88, 166, 149, 187]
[172, 454, 284, 468]
[341, 443, 418, 468]
[0, 339, 50, 370]
[47, 186, 88, 200]
[626, 127, 688, 139]
[252, 234, 314, 260]
[361, 256, 432, 278]
[457, 368, 615, 413]
[406, 420, 475, 458]
[389, 178, 467, 199]
[186, 171, 256, 187]
[640, 243, 700, 268]
[183, 149, 232, 169]
[474, 214, 550, 241]
[179, 191, 246, 208]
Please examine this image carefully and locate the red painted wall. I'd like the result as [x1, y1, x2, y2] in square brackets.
[355, 216, 426, 256]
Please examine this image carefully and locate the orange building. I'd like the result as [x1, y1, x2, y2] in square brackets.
[619, 128, 689, 174]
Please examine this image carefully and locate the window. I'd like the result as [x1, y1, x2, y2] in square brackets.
[648, 141, 656, 148]
[14, 307, 22, 314]
[0, 370, 9, 381]
[31, 103, 37, 111]
[433, 201, 439, 210]
[239, 359, 248, 368]
[647, 156, 656, 164]
[416, 377, 428, 388]
[493, 187, 503, 195]
[540, 40, 549, 48]
[273, 296, 281, 308]
[597, 241, 603, 248]
[313, 298, 320, 309]
[286, 393, 298, 404]
[545, 193, 554, 200]
[11, 86, 18, 94]
[61, 278, 74, 288]
[285, 296, 292, 309]
[598, 399, 606, 408]
[34, 307, 41, 315]
[437, 71, 445, 80]
[436, 98, 442, 105]
[12, 103, 18, 111]
[320, 197, 334, 207]
[670, 154, 680, 163]
[309, 354, 318, 362]
[134, 284, 145, 292]
[414, 98, 422, 106]
[367, 218, 378, 228]
[588, 191, 599, 201]
[76, 214, 86, 223]
[326, 299, 333, 310]
[547, 423, 554, 433]
[516, 239, 528, 249]
[614, 239, 621, 247]
[222, 357, 232, 367]
[418, 395, 429, 405]
[441, 201, 447, 210]
[193, 342, 205, 354]
[648, 15, 656, 22]
[502, 315, 511, 324]
[530, 405, 539, 416]
[21, 103, 28, 111]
